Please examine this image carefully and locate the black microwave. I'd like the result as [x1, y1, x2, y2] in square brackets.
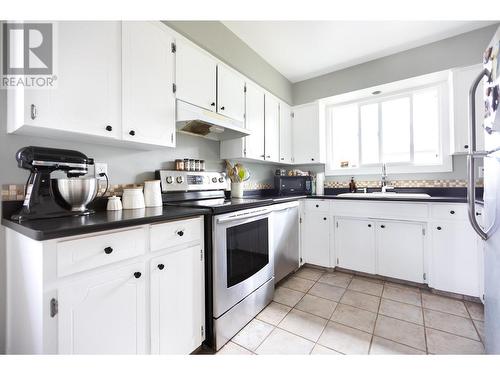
[275, 175, 312, 196]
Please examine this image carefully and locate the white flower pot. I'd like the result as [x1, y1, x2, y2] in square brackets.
[231, 182, 244, 198]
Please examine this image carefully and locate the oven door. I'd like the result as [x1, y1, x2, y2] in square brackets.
[213, 207, 274, 318]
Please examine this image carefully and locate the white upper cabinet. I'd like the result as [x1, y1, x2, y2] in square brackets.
[450, 64, 485, 154]
[217, 64, 245, 123]
[292, 102, 326, 164]
[264, 94, 280, 162]
[279, 102, 293, 163]
[175, 39, 217, 111]
[244, 82, 266, 159]
[50, 22, 122, 138]
[122, 21, 176, 147]
[8, 21, 122, 139]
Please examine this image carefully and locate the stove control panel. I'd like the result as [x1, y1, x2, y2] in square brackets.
[157, 170, 228, 192]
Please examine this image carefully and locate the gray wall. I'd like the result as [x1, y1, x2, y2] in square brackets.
[292, 24, 498, 183]
[164, 21, 293, 104]
[293, 24, 499, 105]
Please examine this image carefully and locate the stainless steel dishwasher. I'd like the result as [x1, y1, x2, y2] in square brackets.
[272, 201, 300, 283]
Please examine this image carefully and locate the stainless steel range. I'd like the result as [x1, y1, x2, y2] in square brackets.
[157, 170, 275, 351]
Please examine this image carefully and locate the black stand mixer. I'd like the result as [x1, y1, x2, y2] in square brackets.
[12, 146, 98, 221]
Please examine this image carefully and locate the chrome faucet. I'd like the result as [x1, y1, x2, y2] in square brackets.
[381, 163, 393, 193]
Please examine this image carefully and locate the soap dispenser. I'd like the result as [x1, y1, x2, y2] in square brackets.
[348, 177, 357, 193]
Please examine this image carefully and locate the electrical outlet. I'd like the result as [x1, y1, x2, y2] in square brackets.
[95, 163, 108, 178]
[478, 166, 484, 178]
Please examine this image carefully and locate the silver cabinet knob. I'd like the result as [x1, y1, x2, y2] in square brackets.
[176, 176, 184, 183]
[166, 176, 173, 184]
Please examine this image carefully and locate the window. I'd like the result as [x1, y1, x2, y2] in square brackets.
[326, 81, 450, 175]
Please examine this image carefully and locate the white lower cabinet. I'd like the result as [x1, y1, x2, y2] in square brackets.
[376, 221, 425, 283]
[300, 200, 482, 298]
[335, 218, 376, 274]
[5, 216, 205, 354]
[58, 262, 147, 354]
[429, 220, 480, 296]
[301, 212, 330, 267]
[150, 246, 204, 354]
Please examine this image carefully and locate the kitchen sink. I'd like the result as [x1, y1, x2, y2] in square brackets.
[337, 192, 431, 199]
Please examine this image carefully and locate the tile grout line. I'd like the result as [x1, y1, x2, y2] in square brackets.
[310, 276, 351, 355]
[463, 302, 485, 348]
[420, 288, 430, 354]
[368, 281, 385, 354]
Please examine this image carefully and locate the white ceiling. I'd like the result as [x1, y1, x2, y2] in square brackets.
[222, 21, 497, 83]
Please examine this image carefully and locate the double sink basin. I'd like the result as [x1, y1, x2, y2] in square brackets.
[337, 192, 431, 199]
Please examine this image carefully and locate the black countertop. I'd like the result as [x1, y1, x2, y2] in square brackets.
[168, 195, 307, 215]
[308, 195, 469, 203]
[2, 188, 479, 241]
[1, 205, 210, 241]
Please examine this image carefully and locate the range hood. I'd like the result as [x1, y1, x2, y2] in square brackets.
[176, 100, 250, 141]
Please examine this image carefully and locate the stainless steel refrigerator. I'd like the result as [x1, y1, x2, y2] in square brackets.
[468, 25, 500, 354]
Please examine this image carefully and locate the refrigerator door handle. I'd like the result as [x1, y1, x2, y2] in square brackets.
[467, 68, 491, 240]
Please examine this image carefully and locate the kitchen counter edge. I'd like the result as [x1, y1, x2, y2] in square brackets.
[1, 206, 211, 241]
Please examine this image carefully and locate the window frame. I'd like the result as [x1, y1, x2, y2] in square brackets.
[325, 79, 451, 176]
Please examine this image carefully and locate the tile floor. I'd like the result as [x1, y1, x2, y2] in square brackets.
[217, 266, 485, 355]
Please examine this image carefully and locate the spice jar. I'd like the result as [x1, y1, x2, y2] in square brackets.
[183, 158, 190, 171]
[200, 160, 206, 171]
[175, 159, 184, 171]
[189, 159, 195, 171]
[195, 160, 201, 171]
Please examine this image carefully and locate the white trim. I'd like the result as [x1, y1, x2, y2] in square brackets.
[325, 76, 452, 177]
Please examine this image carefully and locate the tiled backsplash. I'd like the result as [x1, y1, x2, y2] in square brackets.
[324, 179, 482, 188]
[2, 181, 274, 201]
[1, 179, 480, 201]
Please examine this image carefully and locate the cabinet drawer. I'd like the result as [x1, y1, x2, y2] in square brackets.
[431, 204, 468, 221]
[150, 217, 202, 252]
[304, 200, 330, 213]
[57, 227, 147, 277]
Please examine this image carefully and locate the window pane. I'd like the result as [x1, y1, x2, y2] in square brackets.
[360, 103, 379, 164]
[381, 97, 410, 162]
[413, 88, 440, 164]
[330, 104, 358, 169]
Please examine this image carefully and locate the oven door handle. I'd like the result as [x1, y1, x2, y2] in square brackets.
[216, 209, 270, 224]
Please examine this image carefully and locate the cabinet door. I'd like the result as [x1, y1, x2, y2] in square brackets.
[244, 82, 265, 160]
[335, 218, 376, 274]
[265, 94, 280, 162]
[122, 21, 175, 147]
[49, 21, 122, 138]
[451, 64, 484, 154]
[301, 212, 330, 267]
[150, 246, 204, 354]
[217, 64, 245, 123]
[430, 221, 480, 296]
[292, 102, 321, 164]
[279, 102, 293, 164]
[58, 263, 146, 354]
[175, 39, 217, 111]
[376, 221, 424, 283]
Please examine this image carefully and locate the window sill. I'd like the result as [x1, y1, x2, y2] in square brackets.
[325, 159, 453, 176]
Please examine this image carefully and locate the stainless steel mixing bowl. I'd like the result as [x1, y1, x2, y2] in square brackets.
[53, 178, 99, 212]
